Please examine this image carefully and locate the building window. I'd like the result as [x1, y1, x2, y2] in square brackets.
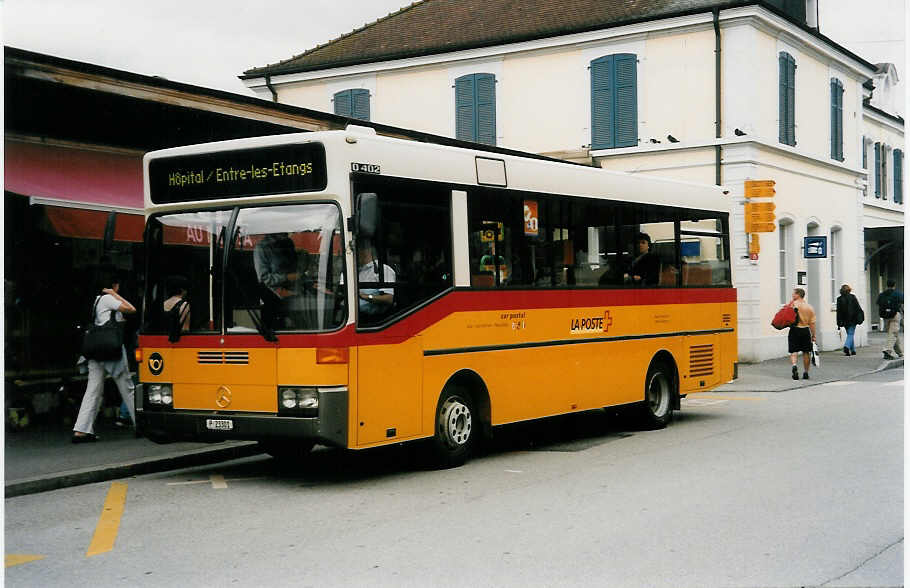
[333, 89, 370, 121]
[455, 73, 496, 145]
[830, 227, 841, 304]
[862, 136, 867, 169]
[830, 78, 844, 161]
[590, 54, 638, 149]
[875, 142, 882, 197]
[779, 220, 792, 304]
[894, 149, 903, 204]
[779, 52, 796, 146]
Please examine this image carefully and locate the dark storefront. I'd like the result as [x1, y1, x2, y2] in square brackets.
[4, 47, 338, 428]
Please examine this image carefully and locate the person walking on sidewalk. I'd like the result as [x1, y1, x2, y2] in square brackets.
[877, 280, 903, 360]
[836, 284, 864, 356]
[788, 288, 816, 380]
[73, 275, 137, 443]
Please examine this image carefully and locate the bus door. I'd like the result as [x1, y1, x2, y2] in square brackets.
[356, 336, 423, 446]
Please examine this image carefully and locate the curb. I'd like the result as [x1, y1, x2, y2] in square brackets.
[5, 442, 263, 498]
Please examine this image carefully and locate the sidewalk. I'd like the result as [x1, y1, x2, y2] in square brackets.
[718, 330, 903, 393]
[4, 333, 903, 498]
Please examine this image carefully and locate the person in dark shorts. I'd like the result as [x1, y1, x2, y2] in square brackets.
[788, 288, 816, 380]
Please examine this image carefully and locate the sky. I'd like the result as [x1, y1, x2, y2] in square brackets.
[3, 0, 906, 110]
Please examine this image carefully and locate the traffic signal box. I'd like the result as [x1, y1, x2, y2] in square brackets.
[743, 180, 776, 257]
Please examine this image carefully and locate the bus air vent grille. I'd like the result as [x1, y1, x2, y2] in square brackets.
[197, 351, 250, 365]
[688, 344, 714, 377]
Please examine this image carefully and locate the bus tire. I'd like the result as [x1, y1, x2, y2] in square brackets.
[429, 387, 476, 468]
[640, 360, 675, 429]
[260, 440, 315, 464]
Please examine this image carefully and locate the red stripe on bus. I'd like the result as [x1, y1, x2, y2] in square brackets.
[139, 288, 735, 349]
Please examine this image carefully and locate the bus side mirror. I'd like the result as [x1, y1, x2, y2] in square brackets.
[356, 193, 379, 239]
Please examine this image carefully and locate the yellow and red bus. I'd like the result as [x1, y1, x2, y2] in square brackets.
[137, 127, 736, 466]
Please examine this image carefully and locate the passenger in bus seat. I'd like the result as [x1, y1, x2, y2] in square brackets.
[625, 232, 660, 286]
[357, 239, 396, 317]
[163, 276, 190, 333]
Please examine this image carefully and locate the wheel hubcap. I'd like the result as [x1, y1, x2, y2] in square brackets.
[440, 397, 472, 448]
[648, 372, 670, 417]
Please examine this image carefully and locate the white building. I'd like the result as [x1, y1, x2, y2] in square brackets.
[242, 0, 903, 361]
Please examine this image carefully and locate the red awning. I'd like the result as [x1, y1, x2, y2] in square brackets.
[44, 206, 144, 242]
[5, 139, 143, 210]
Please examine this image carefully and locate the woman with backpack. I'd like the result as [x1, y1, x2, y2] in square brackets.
[836, 284, 864, 357]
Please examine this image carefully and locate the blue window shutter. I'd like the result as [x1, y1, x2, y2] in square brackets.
[351, 89, 370, 121]
[875, 142, 882, 196]
[333, 90, 352, 117]
[830, 79, 843, 161]
[614, 54, 638, 148]
[778, 54, 787, 144]
[475, 73, 496, 146]
[590, 56, 614, 149]
[779, 52, 796, 146]
[455, 74, 476, 142]
[895, 149, 903, 203]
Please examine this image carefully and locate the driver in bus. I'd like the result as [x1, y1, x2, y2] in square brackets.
[253, 232, 299, 328]
[357, 238, 396, 317]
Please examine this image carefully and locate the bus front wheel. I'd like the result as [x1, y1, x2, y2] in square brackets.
[640, 361, 675, 429]
[430, 388, 476, 468]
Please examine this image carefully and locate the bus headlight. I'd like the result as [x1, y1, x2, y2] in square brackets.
[277, 387, 318, 416]
[147, 384, 173, 407]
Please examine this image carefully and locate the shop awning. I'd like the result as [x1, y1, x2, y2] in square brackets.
[5, 139, 143, 210]
[44, 206, 144, 242]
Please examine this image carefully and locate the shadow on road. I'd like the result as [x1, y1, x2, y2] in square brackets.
[177, 406, 723, 487]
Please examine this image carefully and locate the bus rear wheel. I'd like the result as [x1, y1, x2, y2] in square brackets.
[429, 388, 476, 468]
[640, 361, 675, 429]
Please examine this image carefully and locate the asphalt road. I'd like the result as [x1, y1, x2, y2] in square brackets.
[5, 369, 903, 587]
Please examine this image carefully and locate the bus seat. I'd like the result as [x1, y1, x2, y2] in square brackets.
[471, 273, 494, 288]
[658, 265, 678, 287]
[683, 263, 712, 286]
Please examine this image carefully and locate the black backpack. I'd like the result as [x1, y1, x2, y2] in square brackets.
[878, 291, 898, 319]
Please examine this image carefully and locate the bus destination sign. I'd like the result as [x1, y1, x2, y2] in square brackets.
[148, 143, 328, 203]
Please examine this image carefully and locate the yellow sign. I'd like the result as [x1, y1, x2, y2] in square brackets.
[749, 222, 777, 233]
[744, 180, 776, 198]
[749, 235, 760, 255]
[745, 201, 776, 232]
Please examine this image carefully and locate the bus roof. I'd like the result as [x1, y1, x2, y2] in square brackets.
[143, 128, 730, 213]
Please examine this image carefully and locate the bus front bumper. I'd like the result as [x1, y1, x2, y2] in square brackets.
[137, 389, 348, 448]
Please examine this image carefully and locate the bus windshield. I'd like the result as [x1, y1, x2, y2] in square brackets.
[144, 203, 346, 337]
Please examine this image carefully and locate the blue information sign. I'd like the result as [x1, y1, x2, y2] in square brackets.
[804, 236, 827, 258]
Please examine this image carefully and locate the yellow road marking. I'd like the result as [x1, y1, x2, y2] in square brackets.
[86, 482, 127, 557]
[5, 554, 44, 568]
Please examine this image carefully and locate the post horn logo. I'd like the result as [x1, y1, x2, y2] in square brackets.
[215, 386, 233, 409]
[148, 352, 164, 376]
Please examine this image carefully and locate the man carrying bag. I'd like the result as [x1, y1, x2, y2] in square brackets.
[877, 280, 904, 360]
[73, 275, 137, 443]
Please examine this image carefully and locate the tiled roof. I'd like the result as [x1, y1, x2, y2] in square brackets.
[243, 0, 754, 77]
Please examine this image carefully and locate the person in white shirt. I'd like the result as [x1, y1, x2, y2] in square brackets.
[357, 242, 395, 318]
[73, 277, 136, 443]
